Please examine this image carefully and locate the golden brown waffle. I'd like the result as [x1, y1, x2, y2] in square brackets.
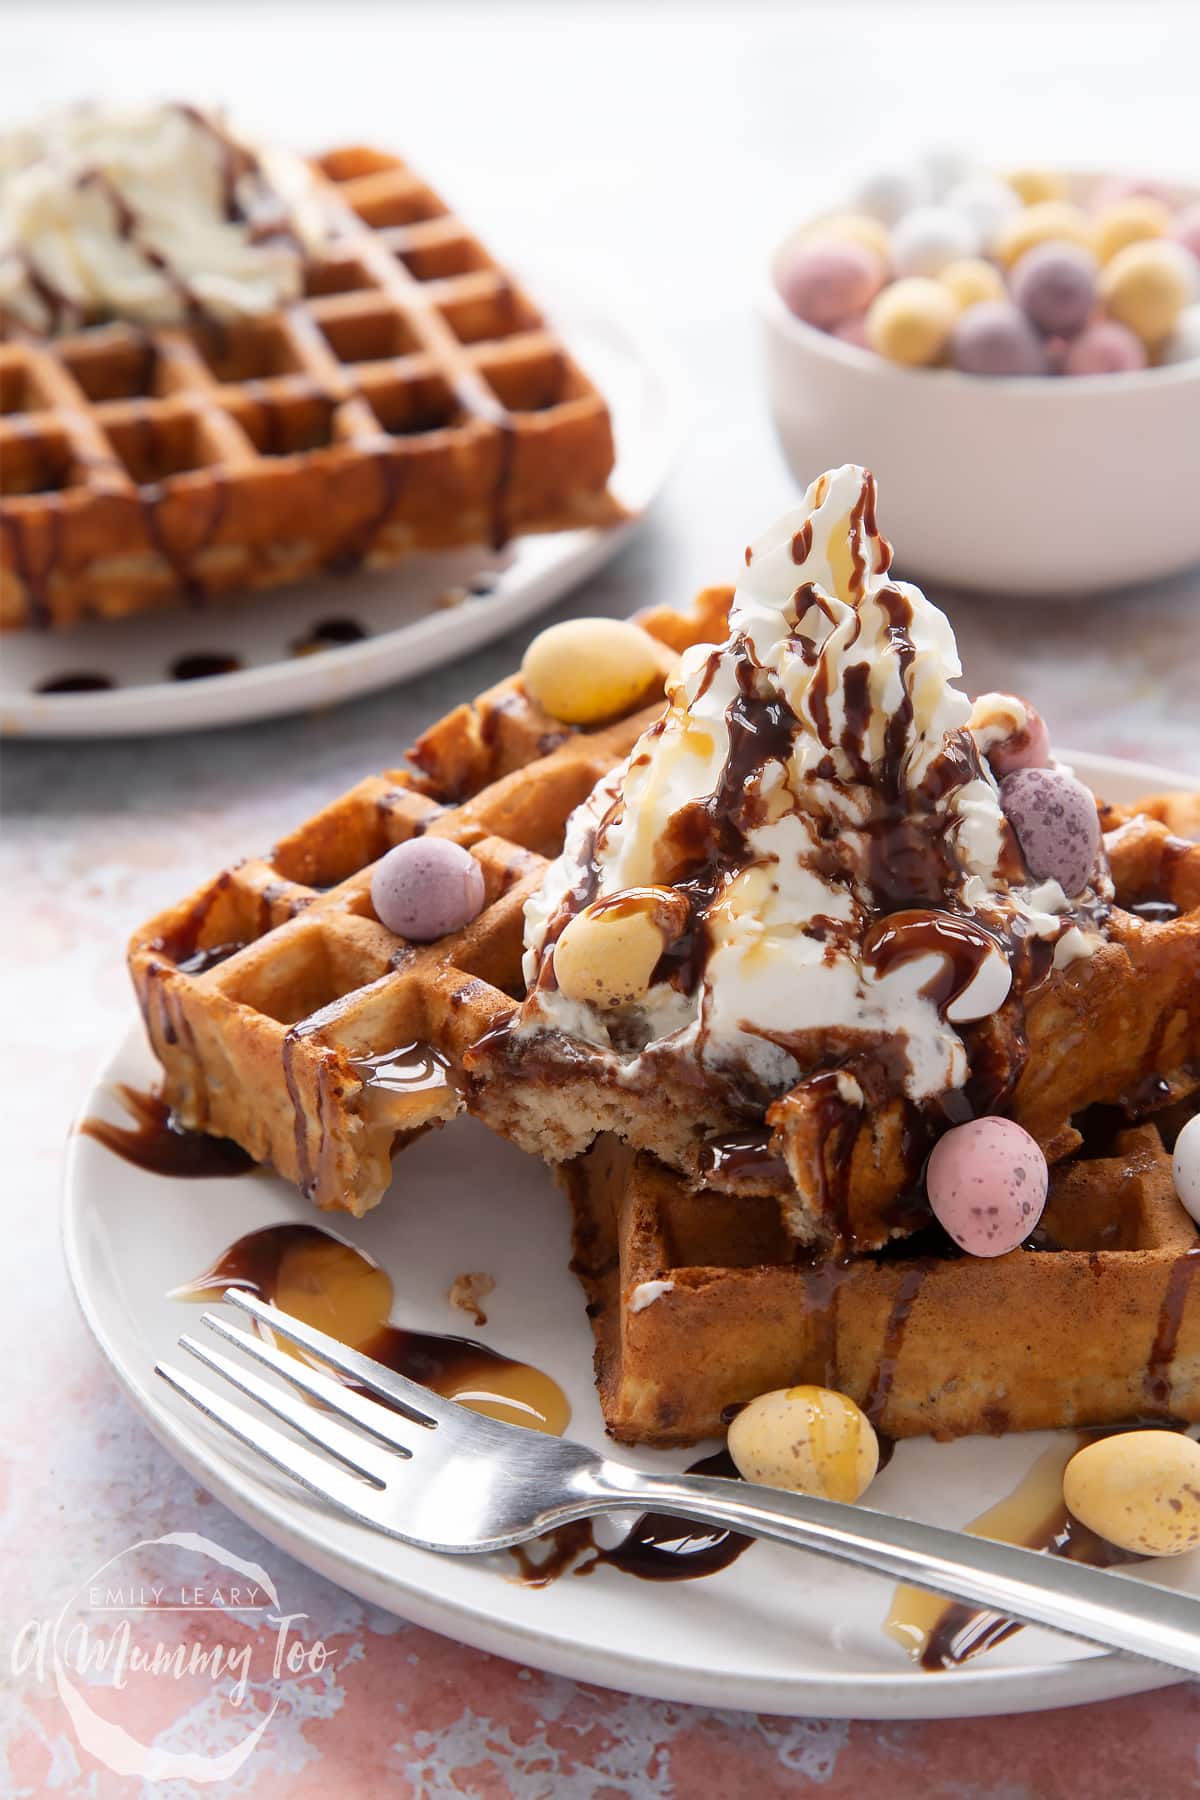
[126, 589, 729, 1213]
[564, 1120, 1200, 1446]
[129, 578, 1200, 1234]
[1, 146, 621, 631]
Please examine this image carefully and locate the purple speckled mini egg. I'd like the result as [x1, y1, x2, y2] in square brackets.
[1000, 766, 1101, 896]
[1010, 240, 1098, 336]
[926, 1118, 1048, 1257]
[951, 301, 1050, 376]
[370, 837, 486, 941]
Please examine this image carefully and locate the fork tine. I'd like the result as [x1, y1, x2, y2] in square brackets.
[156, 1360, 394, 1528]
[196, 1309, 427, 1457]
[223, 1289, 452, 1427]
[175, 1335, 392, 1487]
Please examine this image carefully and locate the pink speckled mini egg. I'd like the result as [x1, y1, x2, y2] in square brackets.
[926, 1117, 1048, 1256]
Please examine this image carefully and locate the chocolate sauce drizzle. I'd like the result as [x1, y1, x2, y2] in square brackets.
[509, 1450, 753, 1586]
[80, 1084, 253, 1177]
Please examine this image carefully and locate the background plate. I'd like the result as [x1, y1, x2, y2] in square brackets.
[63, 752, 1199, 1721]
[3, 283, 680, 739]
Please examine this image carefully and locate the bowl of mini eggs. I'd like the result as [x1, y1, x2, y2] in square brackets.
[762, 157, 1200, 596]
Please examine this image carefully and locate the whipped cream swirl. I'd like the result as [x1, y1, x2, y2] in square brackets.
[0, 103, 331, 333]
[520, 464, 1111, 1108]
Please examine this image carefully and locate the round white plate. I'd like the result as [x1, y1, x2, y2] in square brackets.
[3, 285, 681, 739]
[64, 752, 1199, 1721]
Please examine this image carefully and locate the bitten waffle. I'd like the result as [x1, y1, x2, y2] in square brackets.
[1, 146, 621, 631]
[129, 583, 1200, 1236]
[564, 1120, 1200, 1446]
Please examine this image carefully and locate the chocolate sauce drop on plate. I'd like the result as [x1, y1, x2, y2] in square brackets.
[81, 1084, 254, 1178]
[171, 652, 242, 680]
[290, 617, 369, 656]
[36, 671, 116, 694]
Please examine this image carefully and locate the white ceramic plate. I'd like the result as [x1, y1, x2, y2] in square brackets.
[3, 284, 681, 739]
[63, 752, 1199, 1722]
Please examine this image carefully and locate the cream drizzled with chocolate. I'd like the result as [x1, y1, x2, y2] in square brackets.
[517, 465, 1111, 1126]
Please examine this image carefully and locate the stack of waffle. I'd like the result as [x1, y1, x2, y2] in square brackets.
[1, 145, 620, 630]
[129, 584, 1200, 1447]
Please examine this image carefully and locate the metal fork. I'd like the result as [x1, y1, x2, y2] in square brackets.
[156, 1289, 1200, 1677]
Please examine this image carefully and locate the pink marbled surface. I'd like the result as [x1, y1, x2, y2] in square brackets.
[5, 1, 1200, 1792]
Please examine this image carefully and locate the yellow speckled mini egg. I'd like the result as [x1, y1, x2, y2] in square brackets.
[727, 1385, 880, 1502]
[1063, 1432, 1200, 1556]
[1091, 196, 1173, 264]
[994, 201, 1092, 268]
[1007, 168, 1069, 206]
[552, 887, 688, 1008]
[806, 211, 893, 265]
[1099, 239, 1194, 345]
[939, 257, 1007, 311]
[865, 277, 957, 366]
[521, 618, 664, 725]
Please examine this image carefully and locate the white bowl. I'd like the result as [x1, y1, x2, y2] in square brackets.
[761, 227, 1200, 598]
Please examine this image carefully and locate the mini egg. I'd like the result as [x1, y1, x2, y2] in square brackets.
[1099, 240, 1194, 345]
[1010, 241, 1098, 336]
[890, 205, 981, 278]
[1173, 1112, 1200, 1225]
[951, 301, 1049, 376]
[944, 176, 1023, 249]
[1090, 175, 1177, 213]
[939, 257, 1007, 312]
[926, 1118, 1048, 1257]
[1161, 301, 1200, 366]
[865, 277, 958, 366]
[994, 201, 1092, 269]
[831, 312, 871, 350]
[1063, 1432, 1200, 1557]
[1000, 766, 1101, 895]
[807, 211, 893, 265]
[1007, 169, 1069, 206]
[552, 887, 689, 1009]
[370, 837, 485, 941]
[851, 167, 930, 225]
[1062, 318, 1148, 375]
[920, 147, 977, 198]
[777, 238, 886, 328]
[1173, 202, 1200, 263]
[1091, 195, 1173, 264]
[971, 693, 1052, 775]
[728, 1385, 879, 1502]
[521, 618, 665, 725]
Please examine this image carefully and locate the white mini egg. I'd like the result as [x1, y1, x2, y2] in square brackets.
[851, 167, 931, 226]
[890, 205, 982, 278]
[944, 176, 1023, 250]
[1173, 1112, 1200, 1222]
[1162, 302, 1200, 367]
[920, 147, 977, 198]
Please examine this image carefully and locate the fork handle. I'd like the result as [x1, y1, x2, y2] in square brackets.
[585, 1463, 1200, 1675]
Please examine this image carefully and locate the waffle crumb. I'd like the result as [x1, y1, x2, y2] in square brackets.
[447, 1271, 496, 1327]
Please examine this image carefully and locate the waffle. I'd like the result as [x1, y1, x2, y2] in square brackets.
[126, 588, 729, 1214]
[564, 1119, 1200, 1446]
[129, 579, 1200, 1233]
[1, 146, 621, 631]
